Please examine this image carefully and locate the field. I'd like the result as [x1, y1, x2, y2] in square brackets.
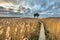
[41, 17, 60, 40]
[0, 18, 41, 40]
[0, 17, 59, 40]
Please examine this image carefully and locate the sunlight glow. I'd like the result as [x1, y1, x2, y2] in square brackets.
[0, 2, 14, 8]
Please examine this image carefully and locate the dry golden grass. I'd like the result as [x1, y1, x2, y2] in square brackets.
[0, 18, 41, 40]
[41, 17, 60, 40]
[0, 17, 59, 40]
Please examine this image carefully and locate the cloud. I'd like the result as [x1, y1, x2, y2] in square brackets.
[0, 0, 60, 14]
[53, 0, 60, 3]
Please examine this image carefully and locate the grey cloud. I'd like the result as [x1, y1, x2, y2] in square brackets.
[53, 0, 60, 2]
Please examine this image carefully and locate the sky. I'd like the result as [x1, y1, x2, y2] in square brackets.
[0, 0, 60, 18]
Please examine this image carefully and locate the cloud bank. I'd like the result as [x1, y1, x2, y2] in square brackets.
[0, 0, 60, 15]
